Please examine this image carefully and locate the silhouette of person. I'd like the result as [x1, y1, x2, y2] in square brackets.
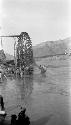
[0, 95, 4, 110]
[11, 114, 17, 125]
[17, 108, 30, 125]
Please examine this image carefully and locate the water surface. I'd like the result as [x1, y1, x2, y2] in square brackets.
[0, 66, 71, 125]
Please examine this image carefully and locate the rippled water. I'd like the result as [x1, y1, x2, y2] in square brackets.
[0, 66, 71, 125]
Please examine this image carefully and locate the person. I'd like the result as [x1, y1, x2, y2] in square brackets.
[39, 65, 42, 69]
[0, 71, 2, 82]
[42, 65, 47, 71]
[41, 65, 47, 74]
[0, 95, 4, 110]
[0, 71, 1, 78]
[17, 108, 30, 125]
[11, 114, 17, 125]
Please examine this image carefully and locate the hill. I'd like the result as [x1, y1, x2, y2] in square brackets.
[33, 37, 71, 58]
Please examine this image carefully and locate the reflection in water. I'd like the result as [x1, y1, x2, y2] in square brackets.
[0, 75, 33, 117]
[41, 73, 46, 78]
[17, 76, 33, 100]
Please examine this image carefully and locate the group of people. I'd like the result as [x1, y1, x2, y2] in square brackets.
[11, 108, 30, 125]
[0, 95, 30, 125]
[39, 65, 47, 74]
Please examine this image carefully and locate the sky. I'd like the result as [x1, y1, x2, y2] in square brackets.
[0, 0, 71, 55]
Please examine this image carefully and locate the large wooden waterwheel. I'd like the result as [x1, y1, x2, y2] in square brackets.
[16, 32, 33, 75]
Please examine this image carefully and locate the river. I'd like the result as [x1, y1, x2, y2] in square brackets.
[0, 65, 71, 125]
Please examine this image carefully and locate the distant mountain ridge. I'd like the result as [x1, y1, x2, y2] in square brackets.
[33, 37, 71, 57]
[5, 37, 71, 60]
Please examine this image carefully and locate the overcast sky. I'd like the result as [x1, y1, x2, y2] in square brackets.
[0, 0, 71, 54]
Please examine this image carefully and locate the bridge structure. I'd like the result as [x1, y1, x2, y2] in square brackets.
[0, 32, 34, 75]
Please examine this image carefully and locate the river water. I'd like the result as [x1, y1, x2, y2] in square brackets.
[0, 65, 71, 125]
